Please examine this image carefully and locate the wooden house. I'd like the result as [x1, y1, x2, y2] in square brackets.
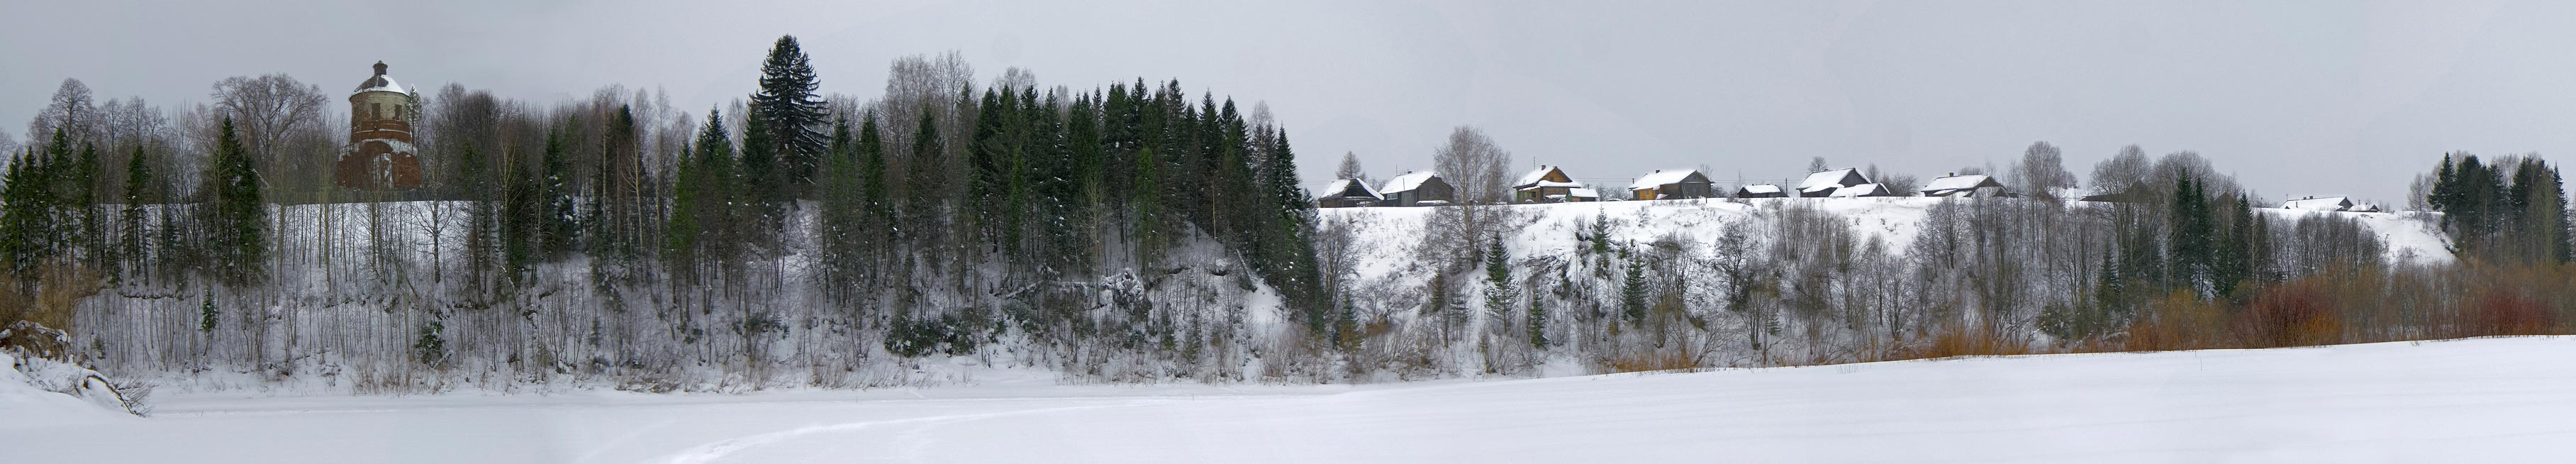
[1316, 178, 1381, 208]
[1512, 165, 1591, 204]
[1380, 171, 1456, 206]
[1827, 183, 1899, 197]
[2282, 196, 2372, 212]
[1629, 170, 1714, 200]
[1919, 174, 2004, 197]
[1796, 168, 1873, 197]
[1735, 184, 1788, 198]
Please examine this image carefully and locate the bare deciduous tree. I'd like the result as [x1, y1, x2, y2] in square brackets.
[2089, 144, 2153, 195]
[1426, 126, 1517, 266]
[1334, 151, 1367, 183]
[1434, 126, 1512, 206]
[2009, 141, 2077, 199]
[28, 78, 99, 144]
[210, 74, 333, 192]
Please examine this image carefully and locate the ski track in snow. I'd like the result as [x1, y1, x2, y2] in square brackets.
[654, 403, 1130, 464]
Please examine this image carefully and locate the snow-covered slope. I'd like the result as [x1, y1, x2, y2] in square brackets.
[0, 352, 130, 427]
[6, 337, 2570, 463]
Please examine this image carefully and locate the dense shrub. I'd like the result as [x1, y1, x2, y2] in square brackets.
[2237, 281, 2341, 348]
[2468, 290, 2552, 336]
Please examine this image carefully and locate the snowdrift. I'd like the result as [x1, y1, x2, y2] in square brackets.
[0, 351, 131, 429]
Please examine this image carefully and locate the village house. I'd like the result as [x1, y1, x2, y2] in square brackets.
[1379, 171, 1456, 206]
[1629, 169, 1714, 200]
[1735, 184, 1788, 198]
[1316, 178, 1381, 208]
[1919, 173, 2004, 197]
[1797, 168, 1873, 197]
[1512, 165, 1592, 204]
[1828, 183, 1899, 197]
[2282, 196, 2378, 212]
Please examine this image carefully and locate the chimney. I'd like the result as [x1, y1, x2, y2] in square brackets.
[373, 61, 388, 76]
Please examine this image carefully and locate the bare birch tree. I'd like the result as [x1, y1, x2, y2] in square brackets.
[1427, 126, 1516, 267]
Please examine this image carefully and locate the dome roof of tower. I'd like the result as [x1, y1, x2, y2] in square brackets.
[354, 62, 408, 95]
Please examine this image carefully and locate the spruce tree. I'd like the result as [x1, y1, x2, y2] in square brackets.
[1526, 296, 1549, 350]
[539, 126, 576, 259]
[904, 111, 944, 244]
[119, 145, 152, 277]
[1621, 246, 1649, 323]
[1131, 147, 1163, 265]
[663, 143, 703, 275]
[0, 148, 48, 275]
[67, 143, 100, 269]
[2166, 175, 2211, 295]
[457, 145, 498, 282]
[201, 118, 265, 285]
[737, 111, 784, 251]
[499, 146, 540, 279]
[749, 35, 828, 197]
[1483, 235, 1515, 328]
[198, 292, 218, 333]
[855, 111, 891, 249]
[967, 89, 1010, 253]
[816, 116, 866, 294]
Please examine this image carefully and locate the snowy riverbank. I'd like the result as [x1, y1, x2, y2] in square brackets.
[11, 336, 2572, 463]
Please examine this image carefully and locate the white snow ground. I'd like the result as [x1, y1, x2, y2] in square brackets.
[11, 336, 2575, 463]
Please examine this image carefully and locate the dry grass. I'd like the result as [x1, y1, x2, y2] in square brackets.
[1601, 346, 1701, 373]
[0, 263, 104, 358]
[1896, 324, 2029, 360]
[2121, 290, 2233, 352]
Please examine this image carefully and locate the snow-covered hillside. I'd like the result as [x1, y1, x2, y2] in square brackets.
[1314, 197, 2452, 373]
[7, 337, 2570, 463]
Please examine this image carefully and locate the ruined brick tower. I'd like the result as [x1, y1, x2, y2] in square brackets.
[338, 61, 423, 189]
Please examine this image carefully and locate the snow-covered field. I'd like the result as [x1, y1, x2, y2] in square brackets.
[11, 336, 2573, 463]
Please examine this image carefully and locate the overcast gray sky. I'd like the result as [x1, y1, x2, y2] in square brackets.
[4, 0, 2566, 204]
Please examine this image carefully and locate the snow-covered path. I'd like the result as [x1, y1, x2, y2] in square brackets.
[11, 338, 2576, 463]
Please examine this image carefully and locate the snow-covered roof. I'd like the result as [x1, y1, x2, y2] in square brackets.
[1517, 180, 1583, 190]
[1322, 179, 1380, 199]
[1829, 183, 1889, 197]
[354, 74, 406, 95]
[2282, 197, 2355, 211]
[1629, 170, 1702, 190]
[1515, 165, 1568, 187]
[1739, 184, 1782, 194]
[1567, 187, 1600, 199]
[1919, 175, 1998, 194]
[1799, 168, 1867, 193]
[1382, 171, 1441, 194]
